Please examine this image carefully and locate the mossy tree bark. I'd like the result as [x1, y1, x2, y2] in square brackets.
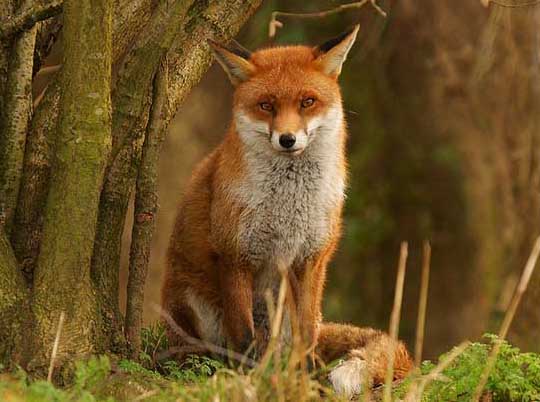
[90, 0, 262, 354]
[29, 0, 113, 374]
[0, 228, 31, 366]
[0, 0, 37, 234]
[0, 0, 261, 374]
[90, 0, 199, 353]
[11, 0, 157, 282]
[125, 62, 168, 355]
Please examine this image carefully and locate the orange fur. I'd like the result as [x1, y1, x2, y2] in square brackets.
[318, 323, 413, 384]
[161, 28, 412, 390]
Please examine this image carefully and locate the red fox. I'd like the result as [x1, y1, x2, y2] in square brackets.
[161, 26, 412, 397]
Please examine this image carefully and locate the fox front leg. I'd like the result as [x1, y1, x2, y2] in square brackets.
[219, 263, 255, 353]
[293, 248, 333, 359]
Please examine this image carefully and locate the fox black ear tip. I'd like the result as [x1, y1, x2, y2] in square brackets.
[316, 25, 360, 55]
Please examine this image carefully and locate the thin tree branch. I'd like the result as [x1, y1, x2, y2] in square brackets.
[483, 0, 540, 7]
[268, 0, 386, 38]
[0, 0, 62, 39]
[125, 59, 168, 356]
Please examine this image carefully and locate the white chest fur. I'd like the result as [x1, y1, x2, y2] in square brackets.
[231, 107, 346, 272]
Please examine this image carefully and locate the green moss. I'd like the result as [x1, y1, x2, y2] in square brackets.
[395, 334, 540, 401]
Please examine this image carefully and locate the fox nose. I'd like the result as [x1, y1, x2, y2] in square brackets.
[279, 133, 296, 149]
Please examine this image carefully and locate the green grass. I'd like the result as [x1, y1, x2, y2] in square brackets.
[396, 334, 540, 402]
[1, 329, 539, 401]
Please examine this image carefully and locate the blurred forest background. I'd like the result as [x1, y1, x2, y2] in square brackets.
[117, 0, 540, 359]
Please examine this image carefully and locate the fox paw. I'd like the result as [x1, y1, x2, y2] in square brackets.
[328, 356, 368, 399]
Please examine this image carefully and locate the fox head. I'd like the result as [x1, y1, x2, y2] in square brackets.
[209, 26, 359, 156]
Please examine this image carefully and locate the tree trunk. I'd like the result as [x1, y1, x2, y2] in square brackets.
[0, 0, 261, 375]
[90, 0, 262, 354]
[29, 0, 112, 375]
[0, 228, 31, 366]
[11, 0, 156, 281]
[125, 62, 168, 355]
[0, 0, 36, 234]
[90, 0, 197, 353]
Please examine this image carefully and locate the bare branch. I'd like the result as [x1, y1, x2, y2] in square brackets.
[268, 0, 386, 39]
[0, 0, 62, 39]
[488, 0, 540, 7]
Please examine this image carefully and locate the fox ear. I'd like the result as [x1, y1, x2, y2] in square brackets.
[208, 39, 255, 86]
[314, 25, 360, 77]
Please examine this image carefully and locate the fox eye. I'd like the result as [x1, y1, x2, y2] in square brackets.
[301, 98, 315, 108]
[259, 102, 273, 112]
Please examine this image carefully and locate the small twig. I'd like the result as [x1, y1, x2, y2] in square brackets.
[268, 0, 386, 38]
[153, 303, 258, 368]
[472, 236, 540, 402]
[484, 0, 540, 7]
[47, 311, 65, 382]
[0, 0, 63, 39]
[382, 242, 408, 402]
[414, 241, 431, 367]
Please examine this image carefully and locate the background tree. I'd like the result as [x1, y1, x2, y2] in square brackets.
[0, 0, 261, 377]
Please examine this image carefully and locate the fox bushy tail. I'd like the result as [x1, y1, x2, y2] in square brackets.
[317, 322, 413, 385]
